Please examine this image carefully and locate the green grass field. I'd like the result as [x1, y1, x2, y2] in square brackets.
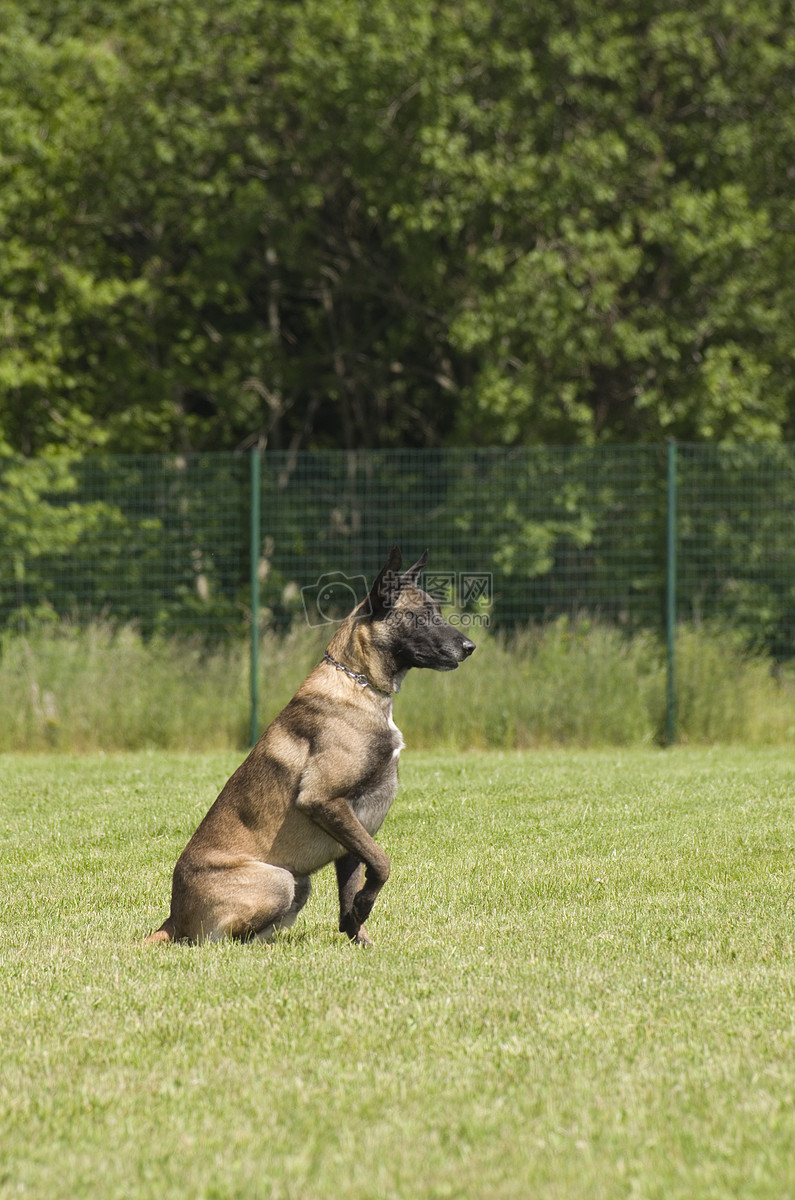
[2, 747, 795, 1199]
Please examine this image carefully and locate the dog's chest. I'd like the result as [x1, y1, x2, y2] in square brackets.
[348, 712, 405, 834]
[387, 709, 405, 759]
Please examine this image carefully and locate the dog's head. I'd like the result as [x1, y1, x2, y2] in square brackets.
[363, 546, 476, 673]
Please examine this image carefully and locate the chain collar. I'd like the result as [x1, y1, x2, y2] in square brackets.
[323, 652, 392, 697]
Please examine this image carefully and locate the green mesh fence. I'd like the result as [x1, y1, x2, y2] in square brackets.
[255, 446, 667, 633]
[2, 444, 795, 658]
[676, 444, 795, 658]
[0, 453, 248, 638]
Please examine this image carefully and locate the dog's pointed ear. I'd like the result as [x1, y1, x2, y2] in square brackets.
[401, 549, 429, 587]
[367, 546, 403, 615]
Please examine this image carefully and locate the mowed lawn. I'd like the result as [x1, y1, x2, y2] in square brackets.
[2, 746, 795, 1199]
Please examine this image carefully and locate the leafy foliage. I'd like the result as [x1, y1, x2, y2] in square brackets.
[0, 0, 793, 454]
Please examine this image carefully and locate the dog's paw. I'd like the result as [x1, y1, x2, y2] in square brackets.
[339, 913, 373, 946]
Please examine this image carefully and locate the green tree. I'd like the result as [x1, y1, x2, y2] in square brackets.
[426, 0, 795, 444]
[1, 0, 794, 454]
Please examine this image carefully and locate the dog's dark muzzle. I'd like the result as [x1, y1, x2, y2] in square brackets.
[445, 637, 476, 667]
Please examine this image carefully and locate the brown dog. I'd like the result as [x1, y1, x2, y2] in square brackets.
[145, 548, 475, 947]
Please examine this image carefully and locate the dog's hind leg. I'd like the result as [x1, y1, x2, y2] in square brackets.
[255, 874, 312, 942]
[171, 859, 304, 943]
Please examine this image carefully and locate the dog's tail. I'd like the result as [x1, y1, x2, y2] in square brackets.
[143, 918, 175, 945]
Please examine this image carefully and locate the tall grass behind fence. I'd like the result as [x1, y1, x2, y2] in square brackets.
[2, 445, 795, 749]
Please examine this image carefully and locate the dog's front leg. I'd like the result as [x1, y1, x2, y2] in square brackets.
[335, 854, 372, 946]
[296, 791, 390, 940]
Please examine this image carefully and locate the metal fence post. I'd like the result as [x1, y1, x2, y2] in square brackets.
[665, 441, 677, 745]
[249, 447, 261, 746]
